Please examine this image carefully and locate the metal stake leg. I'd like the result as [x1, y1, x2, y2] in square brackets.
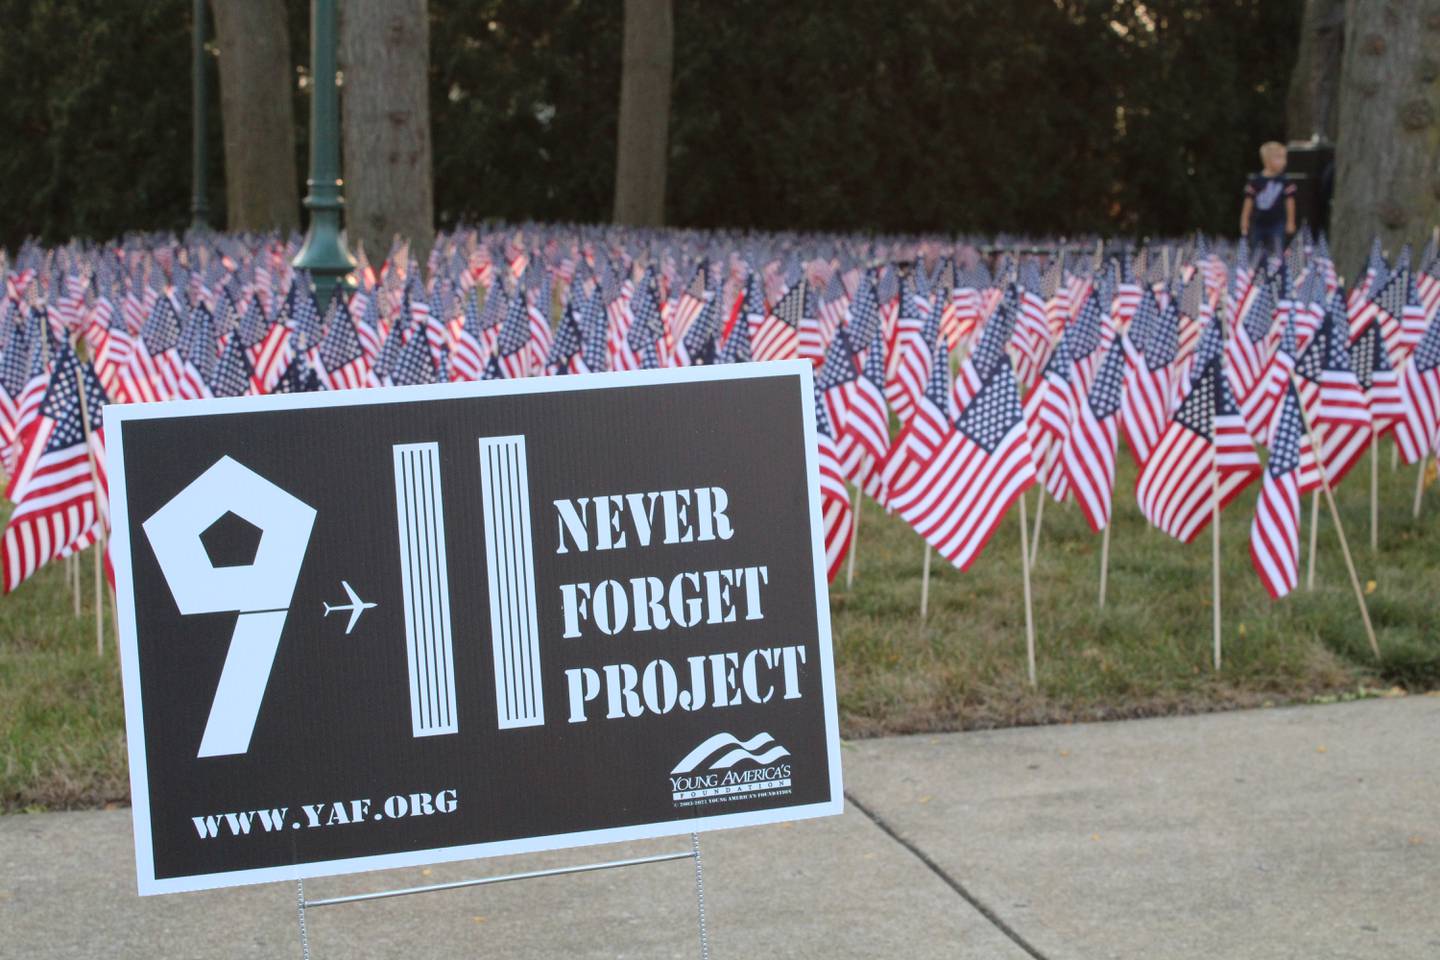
[296, 879, 312, 960]
[691, 833, 711, 960]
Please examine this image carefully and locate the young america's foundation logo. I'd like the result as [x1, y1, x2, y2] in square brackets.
[669, 732, 794, 807]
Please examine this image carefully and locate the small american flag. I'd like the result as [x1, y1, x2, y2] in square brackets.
[1137, 353, 1260, 543]
[1062, 340, 1126, 532]
[1392, 307, 1440, 464]
[1249, 383, 1318, 599]
[888, 360, 1036, 571]
[2, 345, 109, 593]
[813, 383, 854, 583]
[1121, 292, 1176, 466]
[210, 336, 256, 398]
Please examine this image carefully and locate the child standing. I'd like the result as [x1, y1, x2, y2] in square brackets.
[1240, 141, 1296, 255]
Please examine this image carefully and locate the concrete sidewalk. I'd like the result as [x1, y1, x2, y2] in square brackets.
[3, 697, 1437, 958]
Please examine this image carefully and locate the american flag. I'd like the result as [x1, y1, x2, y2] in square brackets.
[669, 263, 708, 345]
[817, 271, 848, 357]
[523, 260, 556, 370]
[249, 303, 293, 395]
[318, 295, 370, 390]
[888, 360, 1036, 571]
[369, 306, 409, 385]
[1136, 353, 1259, 543]
[579, 286, 611, 373]
[846, 271, 882, 352]
[603, 263, 639, 372]
[210, 335, 256, 398]
[1227, 268, 1276, 402]
[2, 345, 108, 593]
[355, 288, 382, 360]
[1240, 308, 1299, 447]
[1348, 317, 1405, 433]
[754, 275, 802, 364]
[888, 276, 944, 427]
[391, 321, 440, 386]
[0, 323, 33, 452]
[289, 279, 324, 351]
[94, 293, 133, 400]
[1012, 262, 1052, 389]
[731, 272, 766, 360]
[185, 303, 218, 383]
[815, 324, 859, 440]
[846, 324, 892, 465]
[881, 336, 955, 501]
[1292, 293, 1371, 485]
[1062, 340, 1126, 532]
[797, 276, 825, 367]
[626, 268, 665, 369]
[678, 281, 719, 367]
[173, 303, 215, 400]
[6, 339, 51, 476]
[1121, 292, 1176, 465]
[491, 280, 534, 380]
[718, 295, 753, 365]
[1249, 383, 1319, 599]
[546, 295, 585, 374]
[1364, 254, 1426, 366]
[450, 287, 488, 382]
[1023, 325, 1080, 502]
[1392, 311, 1440, 464]
[813, 383, 854, 583]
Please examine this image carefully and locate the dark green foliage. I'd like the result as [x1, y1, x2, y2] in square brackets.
[0, 0, 1301, 248]
[0, 0, 225, 249]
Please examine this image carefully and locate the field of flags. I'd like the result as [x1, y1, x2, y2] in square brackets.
[2, 224, 1438, 674]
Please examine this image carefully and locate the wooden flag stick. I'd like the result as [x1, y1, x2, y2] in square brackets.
[1098, 522, 1112, 609]
[845, 484, 861, 590]
[1369, 430, 1379, 553]
[1414, 454, 1429, 519]
[1292, 374, 1381, 660]
[1212, 467, 1222, 672]
[72, 363, 106, 657]
[1018, 491, 1037, 687]
[69, 553, 80, 617]
[94, 538, 104, 655]
[1028, 445, 1059, 570]
[1305, 490, 1321, 591]
[919, 544, 932, 620]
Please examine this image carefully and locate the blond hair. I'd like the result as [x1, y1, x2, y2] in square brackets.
[1260, 141, 1287, 164]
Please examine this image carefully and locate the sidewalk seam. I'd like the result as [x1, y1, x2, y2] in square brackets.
[845, 792, 1050, 960]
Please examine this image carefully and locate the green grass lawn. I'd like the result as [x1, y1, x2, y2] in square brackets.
[3, 453, 1439, 811]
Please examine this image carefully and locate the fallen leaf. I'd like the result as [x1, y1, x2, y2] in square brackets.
[421, 868, 432, 877]
[472, 916, 487, 924]
[1365, 580, 1377, 595]
[1316, 745, 1328, 754]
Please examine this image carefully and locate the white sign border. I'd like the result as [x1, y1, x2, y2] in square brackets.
[104, 360, 844, 896]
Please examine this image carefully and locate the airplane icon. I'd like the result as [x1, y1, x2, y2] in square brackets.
[323, 581, 378, 634]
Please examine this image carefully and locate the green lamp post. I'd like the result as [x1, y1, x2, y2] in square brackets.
[190, 0, 209, 231]
[293, 0, 355, 309]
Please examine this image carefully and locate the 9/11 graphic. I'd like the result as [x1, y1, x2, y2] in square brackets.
[106, 363, 842, 895]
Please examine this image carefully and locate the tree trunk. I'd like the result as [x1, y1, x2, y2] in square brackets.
[209, 0, 300, 232]
[339, 0, 435, 269]
[1332, 0, 1440, 275]
[612, 0, 673, 227]
[1287, 0, 1346, 143]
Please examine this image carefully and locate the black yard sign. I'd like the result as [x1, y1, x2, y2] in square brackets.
[106, 362, 841, 894]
